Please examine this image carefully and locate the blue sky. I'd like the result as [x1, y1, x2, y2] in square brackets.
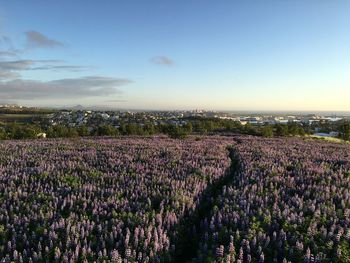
[0, 1, 349, 110]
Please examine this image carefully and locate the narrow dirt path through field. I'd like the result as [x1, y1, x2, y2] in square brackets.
[171, 146, 241, 262]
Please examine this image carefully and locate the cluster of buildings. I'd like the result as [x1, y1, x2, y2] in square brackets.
[1, 104, 348, 139]
[47, 109, 347, 131]
[218, 114, 345, 126]
[47, 110, 192, 129]
[0, 104, 23, 109]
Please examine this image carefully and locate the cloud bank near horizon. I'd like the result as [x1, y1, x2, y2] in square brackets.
[0, 76, 132, 100]
[0, 30, 133, 102]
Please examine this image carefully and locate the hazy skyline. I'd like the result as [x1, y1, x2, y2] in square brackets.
[0, 1, 349, 111]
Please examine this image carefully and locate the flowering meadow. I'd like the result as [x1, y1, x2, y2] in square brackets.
[0, 136, 232, 262]
[1, 136, 350, 262]
[192, 137, 350, 263]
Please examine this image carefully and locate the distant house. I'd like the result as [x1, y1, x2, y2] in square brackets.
[314, 132, 339, 138]
[330, 131, 340, 137]
[101, 113, 110, 120]
[37, 133, 47, 139]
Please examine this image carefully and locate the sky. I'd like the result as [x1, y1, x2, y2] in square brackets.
[0, 0, 349, 111]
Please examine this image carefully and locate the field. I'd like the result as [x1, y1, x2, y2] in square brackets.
[192, 137, 350, 262]
[0, 114, 41, 123]
[0, 136, 350, 262]
[0, 108, 53, 123]
[308, 135, 350, 144]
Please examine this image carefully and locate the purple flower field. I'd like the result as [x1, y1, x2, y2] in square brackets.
[193, 137, 350, 262]
[0, 136, 232, 262]
[0, 136, 350, 262]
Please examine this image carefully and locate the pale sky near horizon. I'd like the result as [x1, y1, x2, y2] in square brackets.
[0, 1, 349, 111]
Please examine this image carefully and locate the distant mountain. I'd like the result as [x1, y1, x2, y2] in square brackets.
[72, 105, 84, 110]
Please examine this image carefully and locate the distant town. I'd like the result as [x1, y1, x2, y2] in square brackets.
[0, 104, 349, 140]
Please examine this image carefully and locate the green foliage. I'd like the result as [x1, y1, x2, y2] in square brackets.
[143, 123, 156, 135]
[0, 224, 6, 242]
[0, 224, 5, 235]
[94, 124, 119, 136]
[120, 123, 144, 135]
[4, 123, 41, 139]
[47, 125, 78, 138]
[36, 172, 49, 180]
[77, 125, 90, 136]
[248, 217, 263, 239]
[0, 128, 7, 140]
[272, 123, 306, 137]
[262, 125, 274, 137]
[88, 169, 103, 178]
[275, 124, 289, 137]
[344, 171, 350, 179]
[165, 125, 190, 139]
[339, 122, 350, 141]
[185, 118, 242, 134]
[61, 174, 80, 187]
[335, 240, 350, 262]
[298, 126, 306, 136]
[35, 225, 46, 236]
[244, 123, 259, 135]
[0, 114, 313, 141]
[288, 122, 300, 135]
[183, 122, 193, 133]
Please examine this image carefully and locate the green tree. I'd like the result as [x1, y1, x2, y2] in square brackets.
[0, 128, 7, 140]
[298, 126, 306, 136]
[183, 122, 193, 133]
[130, 124, 144, 135]
[47, 125, 67, 138]
[7, 123, 40, 139]
[67, 127, 79, 138]
[194, 122, 207, 134]
[287, 122, 299, 135]
[143, 123, 156, 135]
[244, 123, 259, 136]
[95, 125, 119, 136]
[275, 124, 288, 137]
[77, 125, 90, 136]
[47, 125, 78, 138]
[204, 120, 215, 132]
[335, 240, 350, 262]
[166, 125, 189, 139]
[262, 125, 273, 137]
[339, 122, 350, 141]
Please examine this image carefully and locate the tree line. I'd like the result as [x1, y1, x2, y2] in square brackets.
[1, 118, 350, 141]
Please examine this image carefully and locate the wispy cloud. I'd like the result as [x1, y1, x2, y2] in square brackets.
[151, 56, 174, 66]
[0, 60, 90, 80]
[0, 76, 132, 100]
[0, 50, 21, 58]
[0, 60, 35, 70]
[0, 60, 33, 79]
[0, 70, 20, 79]
[25, 31, 64, 48]
[0, 35, 13, 47]
[0, 99, 17, 104]
[0, 30, 133, 103]
[105, 99, 127, 103]
[30, 65, 93, 72]
[0, 34, 21, 57]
